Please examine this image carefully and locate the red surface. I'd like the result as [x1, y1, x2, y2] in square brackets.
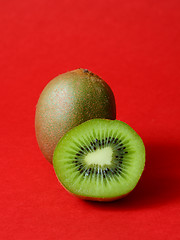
[0, 0, 179, 239]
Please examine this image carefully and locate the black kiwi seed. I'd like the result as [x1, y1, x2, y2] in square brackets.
[117, 147, 124, 150]
[84, 169, 90, 176]
[116, 169, 122, 175]
[106, 168, 110, 173]
[103, 171, 106, 178]
[77, 166, 83, 171]
[114, 138, 118, 143]
[110, 169, 114, 175]
[92, 142, 96, 146]
[114, 168, 121, 176]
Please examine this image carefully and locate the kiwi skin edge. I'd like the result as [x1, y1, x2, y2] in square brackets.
[35, 68, 116, 164]
[71, 192, 130, 202]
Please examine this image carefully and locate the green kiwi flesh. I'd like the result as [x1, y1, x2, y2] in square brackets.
[35, 69, 116, 163]
[53, 119, 145, 201]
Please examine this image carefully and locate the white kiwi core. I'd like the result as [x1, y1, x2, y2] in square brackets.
[84, 146, 113, 166]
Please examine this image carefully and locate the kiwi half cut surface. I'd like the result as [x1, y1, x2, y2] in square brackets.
[53, 119, 145, 201]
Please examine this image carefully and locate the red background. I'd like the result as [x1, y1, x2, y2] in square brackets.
[0, 0, 179, 239]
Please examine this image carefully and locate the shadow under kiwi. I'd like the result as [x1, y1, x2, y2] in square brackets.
[82, 143, 180, 210]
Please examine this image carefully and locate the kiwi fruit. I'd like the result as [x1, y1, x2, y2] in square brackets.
[35, 68, 116, 163]
[53, 119, 145, 201]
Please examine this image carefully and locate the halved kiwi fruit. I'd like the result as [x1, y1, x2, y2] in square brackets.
[53, 119, 145, 201]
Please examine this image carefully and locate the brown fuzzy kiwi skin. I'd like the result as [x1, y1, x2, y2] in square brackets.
[35, 68, 116, 163]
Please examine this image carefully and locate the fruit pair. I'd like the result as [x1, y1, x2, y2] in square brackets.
[35, 68, 145, 201]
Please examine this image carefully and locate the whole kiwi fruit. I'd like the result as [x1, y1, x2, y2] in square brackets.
[35, 68, 116, 163]
[53, 119, 145, 201]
